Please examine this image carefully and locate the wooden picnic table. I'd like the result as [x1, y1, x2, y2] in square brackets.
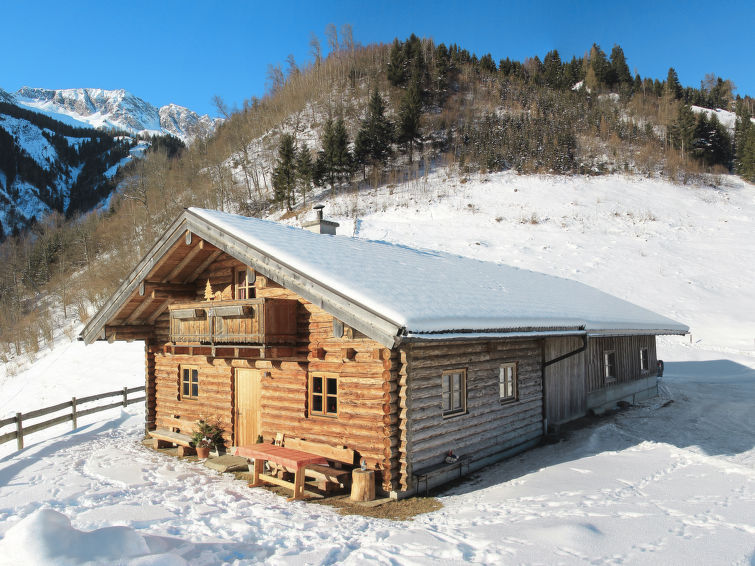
[235, 444, 328, 500]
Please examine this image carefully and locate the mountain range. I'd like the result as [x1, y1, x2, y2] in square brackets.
[5, 87, 220, 143]
[0, 86, 221, 237]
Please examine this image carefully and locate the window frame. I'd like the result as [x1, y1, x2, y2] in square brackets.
[309, 373, 338, 418]
[499, 362, 518, 403]
[603, 350, 617, 383]
[640, 347, 649, 374]
[234, 267, 255, 300]
[180, 365, 199, 400]
[441, 368, 467, 418]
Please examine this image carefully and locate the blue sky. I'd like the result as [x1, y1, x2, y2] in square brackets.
[2, 0, 753, 117]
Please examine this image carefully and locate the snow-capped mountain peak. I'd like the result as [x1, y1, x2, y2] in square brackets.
[12, 86, 220, 143]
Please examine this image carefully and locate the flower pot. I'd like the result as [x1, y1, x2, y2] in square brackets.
[196, 445, 211, 459]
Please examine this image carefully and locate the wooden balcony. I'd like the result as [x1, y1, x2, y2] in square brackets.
[169, 299, 297, 346]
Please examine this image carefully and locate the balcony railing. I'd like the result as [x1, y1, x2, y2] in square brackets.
[169, 299, 297, 345]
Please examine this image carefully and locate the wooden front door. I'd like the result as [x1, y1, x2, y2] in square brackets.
[234, 368, 262, 446]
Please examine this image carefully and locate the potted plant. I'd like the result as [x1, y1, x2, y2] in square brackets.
[192, 418, 224, 459]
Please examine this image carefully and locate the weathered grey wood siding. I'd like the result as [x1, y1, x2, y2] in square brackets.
[586, 335, 657, 392]
[544, 336, 586, 424]
[402, 338, 543, 486]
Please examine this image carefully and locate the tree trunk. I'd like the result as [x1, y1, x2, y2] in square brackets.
[350, 469, 376, 501]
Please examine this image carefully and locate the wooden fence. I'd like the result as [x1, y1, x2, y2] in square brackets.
[0, 386, 145, 451]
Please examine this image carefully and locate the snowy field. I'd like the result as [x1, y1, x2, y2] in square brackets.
[0, 172, 753, 564]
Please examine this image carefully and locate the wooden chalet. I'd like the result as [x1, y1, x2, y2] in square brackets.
[81, 208, 688, 497]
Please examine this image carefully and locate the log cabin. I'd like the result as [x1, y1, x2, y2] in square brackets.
[80, 207, 688, 497]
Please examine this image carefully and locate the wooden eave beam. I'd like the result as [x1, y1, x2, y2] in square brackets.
[140, 281, 196, 295]
[146, 299, 171, 324]
[183, 249, 223, 283]
[104, 324, 153, 341]
[150, 290, 197, 300]
[124, 296, 155, 324]
[162, 240, 206, 283]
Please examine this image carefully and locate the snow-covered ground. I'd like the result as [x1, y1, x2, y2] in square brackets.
[0, 172, 753, 564]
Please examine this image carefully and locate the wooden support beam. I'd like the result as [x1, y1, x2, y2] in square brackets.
[184, 249, 223, 283]
[162, 241, 206, 283]
[146, 300, 171, 324]
[150, 290, 197, 300]
[142, 282, 196, 295]
[105, 325, 153, 341]
[125, 296, 155, 324]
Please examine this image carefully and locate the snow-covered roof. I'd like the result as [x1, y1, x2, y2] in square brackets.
[190, 208, 688, 341]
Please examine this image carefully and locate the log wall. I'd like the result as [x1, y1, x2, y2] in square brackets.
[399, 338, 544, 492]
[146, 252, 398, 492]
[145, 340, 156, 431]
[585, 335, 657, 393]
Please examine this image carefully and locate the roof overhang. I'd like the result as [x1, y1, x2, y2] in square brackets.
[80, 210, 403, 348]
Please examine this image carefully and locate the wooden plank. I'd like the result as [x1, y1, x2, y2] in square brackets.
[148, 429, 194, 447]
[76, 401, 124, 418]
[184, 249, 223, 283]
[22, 400, 73, 420]
[162, 240, 206, 282]
[23, 414, 73, 435]
[0, 430, 18, 445]
[284, 437, 356, 465]
[124, 296, 155, 325]
[78, 389, 123, 404]
[0, 415, 16, 428]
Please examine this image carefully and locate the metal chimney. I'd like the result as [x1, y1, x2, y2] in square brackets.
[303, 204, 339, 235]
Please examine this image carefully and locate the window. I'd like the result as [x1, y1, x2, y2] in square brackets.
[234, 267, 255, 300]
[181, 366, 199, 399]
[640, 348, 649, 373]
[310, 374, 338, 417]
[604, 350, 617, 382]
[442, 369, 466, 416]
[499, 363, 517, 402]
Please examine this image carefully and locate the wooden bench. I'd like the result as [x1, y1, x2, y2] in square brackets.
[149, 416, 197, 456]
[283, 437, 356, 490]
[412, 455, 469, 496]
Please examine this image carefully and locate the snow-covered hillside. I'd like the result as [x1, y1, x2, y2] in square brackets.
[11, 87, 221, 144]
[0, 172, 753, 564]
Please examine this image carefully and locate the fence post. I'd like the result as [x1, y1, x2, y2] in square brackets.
[72, 397, 78, 430]
[16, 413, 23, 451]
[123, 387, 128, 407]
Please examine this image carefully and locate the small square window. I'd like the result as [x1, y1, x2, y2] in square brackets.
[499, 363, 517, 402]
[310, 374, 337, 417]
[442, 369, 466, 416]
[235, 267, 255, 300]
[181, 366, 199, 400]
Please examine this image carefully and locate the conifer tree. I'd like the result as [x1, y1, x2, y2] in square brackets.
[272, 133, 297, 210]
[387, 39, 407, 87]
[543, 50, 562, 89]
[609, 45, 632, 88]
[588, 44, 611, 89]
[665, 68, 683, 99]
[296, 143, 313, 205]
[671, 104, 696, 154]
[397, 75, 422, 162]
[317, 118, 353, 191]
[354, 89, 393, 177]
